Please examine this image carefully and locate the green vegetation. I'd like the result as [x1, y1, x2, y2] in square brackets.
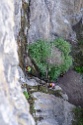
[22, 85, 35, 114]
[23, 91, 29, 99]
[53, 38, 71, 56]
[72, 107, 83, 125]
[28, 94, 36, 114]
[48, 38, 72, 80]
[28, 40, 51, 77]
[28, 38, 72, 81]
[74, 66, 83, 73]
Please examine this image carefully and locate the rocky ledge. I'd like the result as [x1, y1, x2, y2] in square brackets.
[19, 69, 75, 125]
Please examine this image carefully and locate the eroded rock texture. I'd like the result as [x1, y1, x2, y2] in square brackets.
[0, 0, 82, 124]
[32, 92, 75, 125]
[28, 0, 83, 43]
[14, 0, 22, 39]
[0, 0, 35, 125]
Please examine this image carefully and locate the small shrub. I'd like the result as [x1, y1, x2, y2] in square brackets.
[23, 91, 29, 99]
[28, 40, 51, 76]
[72, 107, 83, 125]
[61, 56, 72, 73]
[52, 38, 71, 56]
[48, 66, 61, 81]
[28, 38, 72, 81]
[74, 66, 83, 73]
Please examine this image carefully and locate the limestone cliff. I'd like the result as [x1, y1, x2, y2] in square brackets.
[0, 0, 83, 125]
[28, 0, 83, 43]
[15, 0, 83, 77]
[0, 0, 35, 125]
[14, 0, 83, 75]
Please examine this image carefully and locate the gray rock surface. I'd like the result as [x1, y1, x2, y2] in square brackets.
[14, 0, 22, 39]
[47, 46, 63, 66]
[58, 70, 83, 106]
[0, 0, 35, 125]
[55, 86, 62, 91]
[18, 67, 40, 86]
[28, 0, 83, 43]
[32, 92, 75, 125]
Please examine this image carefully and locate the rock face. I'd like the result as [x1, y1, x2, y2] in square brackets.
[14, 0, 83, 77]
[47, 46, 63, 66]
[32, 92, 75, 125]
[28, 0, 83, 43]
[58, 70, 83, 107]
[14, 0, 22, 39]
[0, 0, 35, 125]
[0, 0, 82, 125]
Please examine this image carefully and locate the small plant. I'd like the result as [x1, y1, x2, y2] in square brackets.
[49, 38, 72, 80]
[48, 66, 61, 81]
[72, 107, 83, 125]
[28, 40, 51, 76]
[53, 38, 71, 56]
[74, 66, 83, 73]
[23, 91, 29, 99]
[28, 38, 72, 81]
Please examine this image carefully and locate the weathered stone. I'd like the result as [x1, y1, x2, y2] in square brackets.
[32, 77, 46, 85]
[14, 0, 22, 39]
[0, 0, 35, 125]
[58, 70, 83, 107]
[61, 93, 69, 101]
[32, 92, 75, 125]
[26, 79, 39, 86]
[47, 47, 63, 66]
[28, 0, 83, 43]
[55, 85, 62, 91]
[1, 0, 83, 125]
[18, 68, 40, 86]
